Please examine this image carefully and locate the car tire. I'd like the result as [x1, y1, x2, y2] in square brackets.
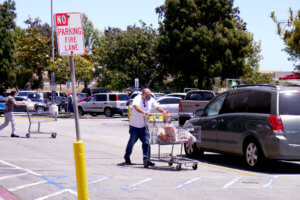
[36, 106, 45, 113]
[184, 142, 203, 158]
[243, 139, 264, 170]
[78, 107, 84, 116]
[104, 108, 113, 117]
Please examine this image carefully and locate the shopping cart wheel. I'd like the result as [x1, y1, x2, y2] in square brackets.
[176, 164, 181, 171]
[192, 163, 198, 170]
[51, 133, 57, 138]
[26, 133, 30, 138]
[168, 162, 173, 166]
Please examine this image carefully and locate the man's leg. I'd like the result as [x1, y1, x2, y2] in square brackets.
[124, 126, 139, 163]
[0, 113, 10, 131]
[140, 127, 153, 165]
[6, 112, 18, 137]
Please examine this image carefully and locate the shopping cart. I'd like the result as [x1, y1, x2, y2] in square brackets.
[144, 113, 199, 171]
[25, 108, 58, 138]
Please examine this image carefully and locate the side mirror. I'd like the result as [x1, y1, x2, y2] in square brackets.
[194, 109, 204, 117]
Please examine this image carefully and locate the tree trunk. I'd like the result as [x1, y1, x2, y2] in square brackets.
[197, 74, 203, 89]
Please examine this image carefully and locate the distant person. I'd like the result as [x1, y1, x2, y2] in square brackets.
[124, 88, 168, 165]
[0, 91, 25, 137]
[67, 93, 74, 113]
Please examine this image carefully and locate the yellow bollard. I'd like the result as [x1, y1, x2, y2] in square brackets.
[73, 141, 89, 200]
[128, 104, 131, 122]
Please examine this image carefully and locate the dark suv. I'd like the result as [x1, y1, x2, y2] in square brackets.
[184, 85, 300, 169]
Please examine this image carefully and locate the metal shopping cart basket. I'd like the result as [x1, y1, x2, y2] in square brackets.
[144, 113, 199, 171]
[14, 105, 58, 138]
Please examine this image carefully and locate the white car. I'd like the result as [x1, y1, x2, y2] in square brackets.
[165, 93, 186, 100]
[15, 96, 36, 111]
[150, 96, 182, 118]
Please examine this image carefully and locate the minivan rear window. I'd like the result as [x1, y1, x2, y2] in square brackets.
[279, 92, 300, 115]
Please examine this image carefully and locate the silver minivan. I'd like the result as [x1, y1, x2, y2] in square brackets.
[184, 85, 300, 169]
[78, 93, 128, 117]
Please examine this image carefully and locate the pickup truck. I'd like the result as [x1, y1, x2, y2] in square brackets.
[178, 90, 215, 125]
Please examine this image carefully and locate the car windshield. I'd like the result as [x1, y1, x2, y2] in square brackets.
[118, 94, 129, 101]
[279, 92, 300, 115]
[17, 92, 32, 96]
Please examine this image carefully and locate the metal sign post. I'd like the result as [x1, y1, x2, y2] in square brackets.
[55, 12, 88, 200]
[70, 52, 81, 140]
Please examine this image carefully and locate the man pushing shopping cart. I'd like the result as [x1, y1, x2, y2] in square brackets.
[124, 88, 168, 166]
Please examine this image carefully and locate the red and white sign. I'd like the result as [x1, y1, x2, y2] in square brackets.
[55, 12, 85, 56]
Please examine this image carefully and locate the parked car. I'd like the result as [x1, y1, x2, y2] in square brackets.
[27, 92, 49, 112]
[152, 92, 165, 98]
[165, 93, 186, 100]
[77, 93, 86, 101]
[42, 91, 67, 112]
[179, 90, 215, 125]
[0, 95, 6, 116]
[279, 74, 300, 80]
[81, 87, 111, 96]
[15, 96, 36, 111]
[126, 92, 156, 106]
[150, 97, 182, 118]
[183, 84, 300, 169]
[16, 90, 38, 98]
[78, 93, 129, 117]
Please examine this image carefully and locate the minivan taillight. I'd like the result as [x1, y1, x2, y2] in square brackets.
[269, 115, 283, 133]
[179, 102, 182, 112]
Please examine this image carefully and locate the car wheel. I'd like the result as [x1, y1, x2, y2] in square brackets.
[243, 139, 264, 169]
[78, 107, 84, 116]
[36, 106, 45, 113]
[184, 142, 203, 158]
[104, 108, 113, 117]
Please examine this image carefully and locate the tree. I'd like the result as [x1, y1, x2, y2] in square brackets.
[95, 22, 167, 90]
[271, 9, 300, 69]
[0, 0, 16, 93]
[46, 56, 95, 87]
[157, 0, 255, 90]
[82, 13, 100, 53]
[15, 27, 51, 90]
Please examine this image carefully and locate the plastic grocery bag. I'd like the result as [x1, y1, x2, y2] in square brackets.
[164, 124, 177, 143]
[178, 129, 196, 144]
[157, 127, 167, 144]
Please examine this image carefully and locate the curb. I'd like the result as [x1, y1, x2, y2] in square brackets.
[0, 187, 19, 200]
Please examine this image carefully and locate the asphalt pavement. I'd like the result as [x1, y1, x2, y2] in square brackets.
[0, 114, 299, 200]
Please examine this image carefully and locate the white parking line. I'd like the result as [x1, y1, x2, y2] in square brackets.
[34, 190, 68, 200]
[89, 177, 111, 185]
[0, 159, 76, 198]
[222, 177, 242, 189]
[122, 178, 153, 190]
[0, 159, 39, 176]
[8, 180, 48, 192]
[175, 177, 202, 189]
[0, 173, 28, 180]
[263, 176, 279, 188]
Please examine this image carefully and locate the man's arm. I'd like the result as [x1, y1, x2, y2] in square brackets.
[12, 100, 25, 106]
[133, 105, 151, 115]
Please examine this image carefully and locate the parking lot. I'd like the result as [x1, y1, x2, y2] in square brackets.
[0, 115, 299, 200]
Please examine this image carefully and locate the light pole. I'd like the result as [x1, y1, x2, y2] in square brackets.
[50, 0, 56, 104]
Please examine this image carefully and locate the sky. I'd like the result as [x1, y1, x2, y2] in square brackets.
[2, 0, 300, 72]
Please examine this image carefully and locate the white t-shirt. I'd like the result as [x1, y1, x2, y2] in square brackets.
[130, 94, 159, 128]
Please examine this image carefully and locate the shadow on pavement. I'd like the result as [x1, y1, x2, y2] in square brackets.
[196, 153, 300, 174]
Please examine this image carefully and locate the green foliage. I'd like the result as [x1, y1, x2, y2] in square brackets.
[158, 0, 255, 90]
[95, 22, 167, 90]
[82, 13, 100, 53]
[242, 71, 274, 85]
[271, 9, 300, 69]
[15, 27, 51, 89]
[46, 56, 94, 85]
[0, 0, 16, 93]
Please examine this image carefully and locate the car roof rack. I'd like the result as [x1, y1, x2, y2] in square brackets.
[233, 84, 279, 89]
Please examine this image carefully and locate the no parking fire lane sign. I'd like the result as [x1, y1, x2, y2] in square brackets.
[55, 12, 85, 56]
